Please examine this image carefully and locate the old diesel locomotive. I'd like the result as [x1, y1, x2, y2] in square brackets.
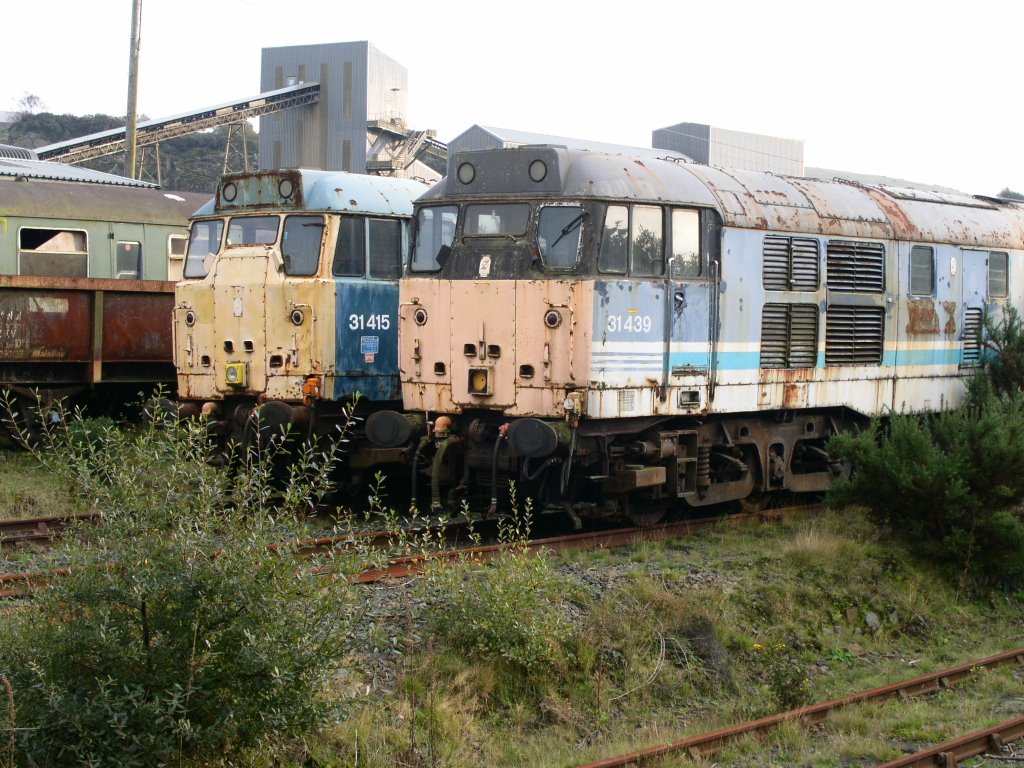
[174, 169, 428, 463]
[365, 146, 1024, 522]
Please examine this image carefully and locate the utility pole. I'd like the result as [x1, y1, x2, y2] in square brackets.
[125, 0, 142, 179]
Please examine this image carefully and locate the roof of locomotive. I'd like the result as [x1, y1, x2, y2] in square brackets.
[425, 146, 1024, 250]
[195, 169, 430, 218]
[0, 178, 211, 226]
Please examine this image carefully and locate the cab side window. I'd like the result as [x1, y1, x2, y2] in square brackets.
[332, 217, 365, 277]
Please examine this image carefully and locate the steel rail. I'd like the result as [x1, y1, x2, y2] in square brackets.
[0, 505, 808, 597]
[0, 513, 100, 548]
[342, 508, 802, 584]
[875, 716, 1024, 767]
[575, 649, 1024, 768]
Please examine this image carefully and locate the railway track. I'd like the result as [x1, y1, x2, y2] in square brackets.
[0, 512, 99, 547]
[877, 715, 1024, 767]
[575, 648, 1024, 768]
[0, 505, 809, 598]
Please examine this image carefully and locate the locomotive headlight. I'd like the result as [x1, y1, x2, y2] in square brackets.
[222, 182, 237, 203]
[224, 363, 247, 387]
[279, 178, 294, 199]
[184, 310, 197, 327]
[468, 367, 491, 396]
[290, 309, 305, 326]
[529, 159, 547, 183]
[413, 308, 428, 326]
[544, 309, 562, 328]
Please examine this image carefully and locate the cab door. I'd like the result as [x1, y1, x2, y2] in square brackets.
[665, 209, 712, 411]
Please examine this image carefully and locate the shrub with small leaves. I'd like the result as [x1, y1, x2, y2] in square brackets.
[0, 399, 378, 767]
[419, 502, 578, 680]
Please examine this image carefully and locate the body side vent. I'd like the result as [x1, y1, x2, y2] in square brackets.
[826, 240, 885, 293]
[825, 306, 884, 365]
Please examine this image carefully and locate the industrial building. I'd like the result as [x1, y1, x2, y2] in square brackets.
[258, 41, 444, 181]
[652, 122, 804, 176]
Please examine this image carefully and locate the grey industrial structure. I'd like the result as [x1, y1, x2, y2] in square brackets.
[258, 41, 444, 182]
[652, 122, 804, 176]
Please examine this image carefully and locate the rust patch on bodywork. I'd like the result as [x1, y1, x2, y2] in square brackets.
[906, 299, 940, 335]
[864, 188, 922, 241]
[942, 301, 957, 335]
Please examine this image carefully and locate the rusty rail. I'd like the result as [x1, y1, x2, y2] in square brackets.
[0, 512, 99, 548]
[575, 649, 1024, 768]
[0, 506, 806, 597]
[876, 716, 1024, 767]
[344, 509, 799, 584]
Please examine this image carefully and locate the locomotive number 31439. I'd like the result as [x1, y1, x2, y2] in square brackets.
[606, 314, 653, 333]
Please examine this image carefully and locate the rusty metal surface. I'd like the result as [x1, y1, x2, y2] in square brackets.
[431, 146, 1024, 249]
[906, 299, 941, 335]
[0, 287, 173, 366]
[875, 715, 1024, 767]
[575, 649, 1024, 768]
[102, 292, 174, 362]
[0, 275, 174, 293]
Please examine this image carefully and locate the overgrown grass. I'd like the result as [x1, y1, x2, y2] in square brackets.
[0, 411, 1021, 767]
[0, 451, 80, 520]
[314, 507, 1024, 767]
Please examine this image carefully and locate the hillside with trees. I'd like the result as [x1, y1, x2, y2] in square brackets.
[1, 110, 256, 194]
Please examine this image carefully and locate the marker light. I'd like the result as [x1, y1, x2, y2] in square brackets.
[224, 363, 247, 387]
[468, 367, 491, 395]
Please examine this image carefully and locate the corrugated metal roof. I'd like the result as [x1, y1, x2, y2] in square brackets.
[0, 180, 210, 224]
[0, 144, 36, 160]
[0, 157, 157, 187]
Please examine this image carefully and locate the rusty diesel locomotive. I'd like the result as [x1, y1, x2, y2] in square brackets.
[174, 169, 428, 472]
[364, 146, 1023, 523]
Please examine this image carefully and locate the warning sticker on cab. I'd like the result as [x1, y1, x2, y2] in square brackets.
[360, 336, 380, 355]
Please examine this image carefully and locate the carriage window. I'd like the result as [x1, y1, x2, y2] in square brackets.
[412, 205, 457, 272]
[281, 215, 323, 276]
[464, 204, 528, 236]
[184, 219, 223, 278]
[227, 215, 278, 246]
[671, 209, 701, 277]
[599, 205, 628, 274]
[368, 218, 402, 279]
[538, 205, 584, 270]
[333, 216, 365, 277]
[989, 251, 1008, 298]
[168, 235, 187, 260]
[116, 241, 142, 279]
[909, 245, 934, 296]
[18, 228, 88, 278]
[632, 205, 664, 277]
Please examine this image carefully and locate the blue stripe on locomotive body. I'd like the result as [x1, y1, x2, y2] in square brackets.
[332, 279, 401, 401]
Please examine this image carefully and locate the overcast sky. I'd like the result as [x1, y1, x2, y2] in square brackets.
[3, 0, 1021, 195]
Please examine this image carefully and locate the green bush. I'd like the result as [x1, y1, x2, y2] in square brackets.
[0, 404, 375, 766]
[419, 505, 578, 681]
[828, 386, 1024, 584]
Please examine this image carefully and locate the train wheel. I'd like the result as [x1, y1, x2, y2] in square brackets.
[738, 492, 768, 515]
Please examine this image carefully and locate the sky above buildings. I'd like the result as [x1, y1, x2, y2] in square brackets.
[3, 0, 1021, 195]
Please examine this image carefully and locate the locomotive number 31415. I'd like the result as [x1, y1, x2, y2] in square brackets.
[348, 313, 391, 330]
